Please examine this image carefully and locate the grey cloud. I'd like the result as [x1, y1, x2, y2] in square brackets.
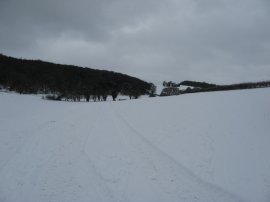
[0, 0, 270, 83]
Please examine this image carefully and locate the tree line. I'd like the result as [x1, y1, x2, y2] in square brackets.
[161, 80, 270, 96]
[0, 54, 155, 101]
[163, 80, 216, 88]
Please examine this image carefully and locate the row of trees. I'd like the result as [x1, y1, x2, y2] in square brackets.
[162, 80, 217, 88]
[0, 54, 156, 101]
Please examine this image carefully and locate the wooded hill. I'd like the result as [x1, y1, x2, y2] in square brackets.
[0, 54, 154, 101]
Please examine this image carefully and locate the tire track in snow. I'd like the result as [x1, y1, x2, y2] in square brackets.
[107, 107, 134, 202]
[83, 105, 141, 202]
[79, 105, 118, 202]
[111, 106, 195, 201]
[111, 106, 246, 202]
[108, 106, 173, 202]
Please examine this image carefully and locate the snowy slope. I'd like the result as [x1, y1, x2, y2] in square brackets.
[0, 89, 269, 202]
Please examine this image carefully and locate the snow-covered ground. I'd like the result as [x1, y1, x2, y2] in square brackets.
[156, 83, 164, 95]
[0, 88, 269, 202]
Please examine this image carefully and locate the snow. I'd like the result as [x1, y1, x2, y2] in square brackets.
[0, 89, 270, 202]
[155, 83, 164, 95]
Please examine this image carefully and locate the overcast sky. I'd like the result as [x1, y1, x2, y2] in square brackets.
[1, 0, 270, 84]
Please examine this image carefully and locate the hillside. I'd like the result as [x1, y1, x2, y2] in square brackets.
[0, 54, 152, 100]
[0, 89, 269, 202]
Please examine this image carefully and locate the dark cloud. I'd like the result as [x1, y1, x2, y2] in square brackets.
[1, 0, 270, 83]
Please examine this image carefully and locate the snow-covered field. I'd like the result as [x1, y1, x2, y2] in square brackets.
[0, 88, 270, 202]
